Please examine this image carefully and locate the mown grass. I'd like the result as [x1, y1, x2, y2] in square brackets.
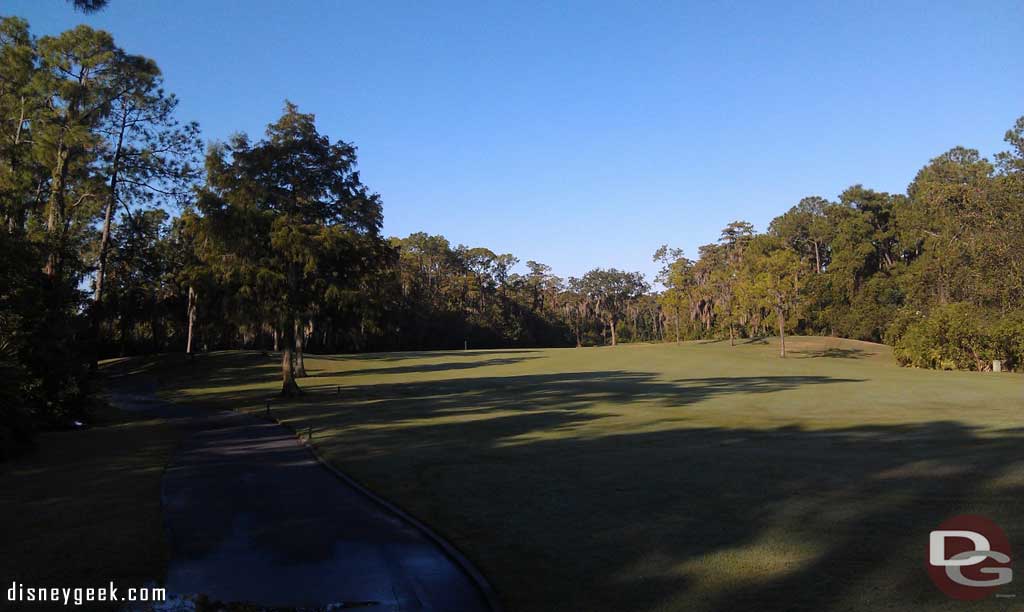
[136, 337, 1022, 611]
[0, 398, 181, 612]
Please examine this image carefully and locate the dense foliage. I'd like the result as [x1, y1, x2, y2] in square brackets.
[652, 131, 1024, 368]
[0, 16, 199, 453]
[2, 16, 1023, 450]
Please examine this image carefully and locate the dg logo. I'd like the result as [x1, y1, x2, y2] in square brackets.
[928, 514, 1013, 600]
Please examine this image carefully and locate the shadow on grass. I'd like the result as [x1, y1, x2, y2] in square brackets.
[317, 349, 544, 362]
[792, 347, 870, 359]
[294, 412, 1021, 612]
[310, 356, 543, 378]
[169, 363, 864, 417]
[109, 351, 548, 395]
[0, 411, 181, 602]
[695, 337, 769, 346]
[110, 352, 1023, 611]
[283, 373, 1019, 611]
[105, 351, 282, 395]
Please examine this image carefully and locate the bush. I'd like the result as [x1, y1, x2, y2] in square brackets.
[0, 402, 35, 460]
[892, 303, 1024, 371]
[0, 343, 35, 459]
[840, 274, 904, 342]
[883, 307, 921, 347]
[1, 230, 94, 457]
[991, 313, 1024, 371]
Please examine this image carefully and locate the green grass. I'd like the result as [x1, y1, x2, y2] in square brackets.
[0, 394, 181, 611]
[137, 337, 1022, 611]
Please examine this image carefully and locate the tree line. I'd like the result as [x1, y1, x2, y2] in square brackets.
[2, 16, 1023, 454]
[654, 135, 1024, 369]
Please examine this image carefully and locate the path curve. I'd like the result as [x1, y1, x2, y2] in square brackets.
[109, 387, 497, 611]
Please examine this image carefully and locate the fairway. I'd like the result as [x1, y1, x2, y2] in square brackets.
[130, 337, 1023, 611]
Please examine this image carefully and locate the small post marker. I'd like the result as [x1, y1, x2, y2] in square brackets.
[265, 401, 270, 417]
[336, 385, 340, 395]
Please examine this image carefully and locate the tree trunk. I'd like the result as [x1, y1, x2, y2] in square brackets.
[281, 317, 301, 396]
[729, 323, 735, 346]
[282, 260, 302, 395]
[293, 319, 307, 378]
[185, 286, 197, 355]
[778, 309, 786, 358]
[95, 119, 126, 306]
[120, 312, 130, 357]
[675, 307, 681, 345]
[813, 241, 822, 274]
[610, 317, 617, 347]
[152, 312, 165, 353]
[272, 327, 279, 351]
[6, 98, 25, 233]
[44, 144, 70, 278]
[90, 127, 127, 370]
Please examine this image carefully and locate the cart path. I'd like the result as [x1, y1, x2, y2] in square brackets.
[109, 388, 495, 611]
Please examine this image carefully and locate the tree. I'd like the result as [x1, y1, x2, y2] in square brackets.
[0, 21, 198, 367]
[92, 56, 200, 319]
[164, 209, 209, 356]
[101, 208, 173, 355]
[711, 221, 754, 345]
[561, 278, 590, 348]
[0, 20, 134, 430]
[653, 245, 694, 344]
[578, 268, 648, 347]
[0, 17, 41, 236]
[34, 25, 127, 279]
[743, 236, 805, 357]
[996, 116, 1024, 176]
[198, 102, 384, 395]
[768, 196, 833, 274]
[900, 148, 995, 307]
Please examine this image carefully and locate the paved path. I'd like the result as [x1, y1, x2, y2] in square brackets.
[110, 388, 494, 611]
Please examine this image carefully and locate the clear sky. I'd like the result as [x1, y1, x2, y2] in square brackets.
[9, 0, 1023, 281]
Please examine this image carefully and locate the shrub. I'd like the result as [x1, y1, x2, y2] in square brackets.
[883, 307, 922, 347]
[0, 339, 35, 459]
[991, 313, 1024, 371]
[892, 303, 1024, 371]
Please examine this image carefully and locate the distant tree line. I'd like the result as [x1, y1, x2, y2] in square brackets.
[654, 135, 1024, 367]
[2, 16, 1023, 454]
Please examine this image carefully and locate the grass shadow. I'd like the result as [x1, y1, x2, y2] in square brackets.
[106, 348, 1024, 611]
[311, 356, 542, 378]
[792, 347, 869, 359]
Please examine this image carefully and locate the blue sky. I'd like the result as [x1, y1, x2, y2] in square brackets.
[10, 0, 1023, 281]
